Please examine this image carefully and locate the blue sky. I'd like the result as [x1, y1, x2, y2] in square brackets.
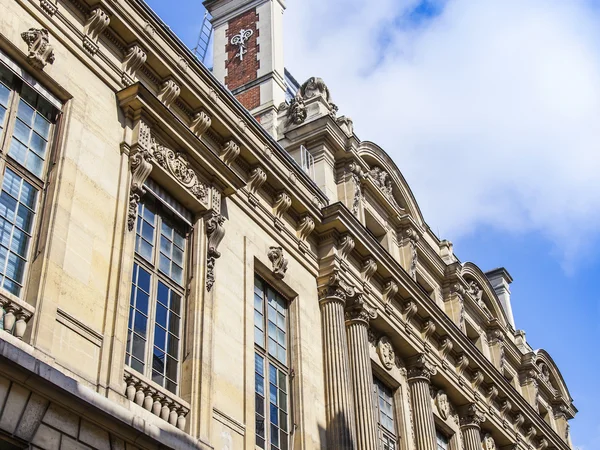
[145, 0, 598, 447]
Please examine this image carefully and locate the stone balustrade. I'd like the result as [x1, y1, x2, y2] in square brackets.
[124, 368, 190, 431]
[0, 294, 35, 339]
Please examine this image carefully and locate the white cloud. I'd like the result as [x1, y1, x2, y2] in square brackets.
[283, 0, 600, 268]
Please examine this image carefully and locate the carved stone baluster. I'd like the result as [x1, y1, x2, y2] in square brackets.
[177, 407, 187, 430]
[407, 355, 437, 450]
[345, 295, 378, 450]
[319, 272, 357, 449]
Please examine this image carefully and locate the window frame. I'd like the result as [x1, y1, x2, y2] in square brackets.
[373, 377, 398, 450]
[0, 61, 60, 300]
[253, 275, 292, 450]
[125, 193, 191, 395]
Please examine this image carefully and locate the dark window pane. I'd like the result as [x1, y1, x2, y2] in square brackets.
[172, 263, 183, 285]
[255, 353, 264, 375]
[255, 374, 264, 396]
[168, 314, 180, 335]
[131, 333, 146, 361]
[270, 425, 279, 447]
[135, 291, 149, 315]
[11, 228, 29, 257]
[152, 348, 165, 373]
[270, 404, 278, 426]
[154, 324, 166, 350]
[167, 334, 179, 357]
[134, 311, 147, 337]
[170, 292, 181, 314]
[166, 355, 178, 380]
[16, 204, 34, 232]
[152, 370, 164, 386]
[130, 357, 144, 373]
[166, 379, 177, 393]
[157, 281, 169, 304]
[30, 132, 47, 157]
[19, 179, 37, 209]
[137, 267, 151, 292]
[255, 393, 264, 416]
[156, 303, 168, 327]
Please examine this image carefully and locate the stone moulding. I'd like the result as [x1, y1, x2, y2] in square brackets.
[40, 0, 58, 16]
[21, 28, 55, 69]
[124, 368, 189, 430]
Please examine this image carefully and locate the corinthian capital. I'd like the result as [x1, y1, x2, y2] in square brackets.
[407, 354, 437, 382]
[318, 271, 356, 303]
[459, 403, 486, 429]
[345, 294, 377, 324]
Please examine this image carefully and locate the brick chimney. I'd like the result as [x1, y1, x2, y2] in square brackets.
[485, 267, 515, 329]
[205, 0, 287, 136]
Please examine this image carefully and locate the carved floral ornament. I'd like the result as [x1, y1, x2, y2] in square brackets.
[21, 28, 55, 69]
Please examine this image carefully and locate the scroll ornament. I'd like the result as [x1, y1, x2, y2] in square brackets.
[21, 28, 55, 69]
[267, 246, 288, 280]
[205, 213, 225, 292]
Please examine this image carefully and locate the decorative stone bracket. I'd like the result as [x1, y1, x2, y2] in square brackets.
[205, 212, 225, 292]
[122, 44, 147, 86]
[83, 6, 110, 55]
[0, 295, 35, 339]
[124, 368, 189, 430]
[21, 28, 55, 69]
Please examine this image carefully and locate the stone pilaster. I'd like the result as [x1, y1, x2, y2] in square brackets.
[459, 403, 486, 450]
[319, 273, 357, 449]
[345, 296, 378, 450]
[407, 355, 438, 450]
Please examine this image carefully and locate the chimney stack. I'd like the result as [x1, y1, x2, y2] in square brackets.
[204, 0, 287, 136]
[485, 267, 515, 329]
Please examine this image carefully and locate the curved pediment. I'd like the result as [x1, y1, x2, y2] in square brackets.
[533, 349, 573, 404]
[461, 262, 510, 327]
[357, 141, 425, 226]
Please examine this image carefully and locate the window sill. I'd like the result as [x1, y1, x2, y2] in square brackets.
[123, 366, 190, 431]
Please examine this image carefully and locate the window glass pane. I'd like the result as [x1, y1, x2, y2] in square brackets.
[17, 101, 34, 124]
[0, 83, 9, 106]
[152, 348, 165, 374]
[26, 152, 44, 177]
[13, 120, 30, 144]
[8, 140, 27, 165]
[34, 114, 50, 138]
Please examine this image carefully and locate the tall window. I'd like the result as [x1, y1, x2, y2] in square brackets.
[436, 430, 449, 450]
[0, 62, 58, 298]
[254, 276, 290, 450]
[125, 196, 188, 395]
[374, 378, 398, 450]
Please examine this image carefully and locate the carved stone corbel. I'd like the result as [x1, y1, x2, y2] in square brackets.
[513, 412, 525, 430]
[158, 79, 181, 108]
[499, 399, 512, 428]
[83, 6, 110, 55]
[361, 258, 377, 295]
[267, 246, 288, 280]
[382, 280, 398, 314]
[21, 28, 55, 69]
[400, 227, 420, 279]
[421, 319, 436, 351]
[205, 213, 225, 292]
[191, 110, 211, 137]
[456, 353, 469, 385]
[220, 140, 240, 166]
[402, 299, 418, 333]
[471, 369, 484, 397]
[273, 191, 291, 230]
[337, 234, 354, 269]
[296, 215, 315, 252]
[247, 166, 267, 206]
[122, 44, 147, 86]
[486, 385, 499, 408]
[439, 336, 453, 368]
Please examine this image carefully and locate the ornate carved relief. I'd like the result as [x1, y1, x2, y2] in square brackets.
[361, 258, 377, 284]
[448, 283, 466, 330]
[376, 336, 395, 370]
[487, 385, 499, 408]
[345, 294, 377, 325]
[286, 95, 307, 125]
[403, 300, 418, 331]
[158, 79, 181, 108]
[205, 213, 225, 292]
[83, 6, 110, 55]
[191, 110, 211, 137]
[400, 228, 420, 279]
[483, 433, 496, 450]
[267, 246, 288, 280]
[230, 29, 253, 61]
[499, 399, 512, 428]
[337, 234, 354, 269]
[537, 438, 548, 450]
[382, 280, 398, 313]
[40, 0, 58, 16]
[298, 77, 337, 112]
[467, 280, 491, 317]
[421, 319, 436, 350]
[127, 148, 152, 231]
[220, 140, 240, 166]
[348, 162, 365, 217]
[151, 140, 209, 205]
[435, 390, 450, 420]
[247, 166, 267, 206]
[472, 369, 484, 395]
[514, 412, 525, 429]
[21, 28, 55, 69]
[456, 354, 469, 385]
[122, 44, 147, 86]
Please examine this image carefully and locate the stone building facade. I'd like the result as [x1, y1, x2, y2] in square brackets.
[0, 0, 576, 449]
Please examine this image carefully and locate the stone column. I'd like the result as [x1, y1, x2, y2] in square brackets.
[407, 355, 438, 450]
[345, 296, 378, 450]
[459, 404, 486, 450]
[319, 273, 356, 449]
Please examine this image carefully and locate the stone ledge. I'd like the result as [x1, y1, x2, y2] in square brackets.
[0, 333, 213, 450]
